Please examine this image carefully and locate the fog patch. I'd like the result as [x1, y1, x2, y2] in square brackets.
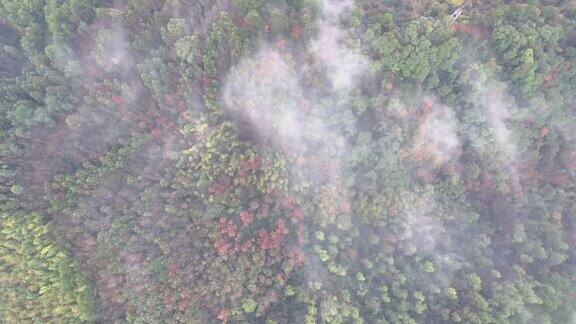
[412, 100, 462, 167]
[93, 27, 135, 75]
[222, 46, 346, 187]
[479, 82, 518, 164]
[311, 0, 369, 92]
[399, 197, 446, 255]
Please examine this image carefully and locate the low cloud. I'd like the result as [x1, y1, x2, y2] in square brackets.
[311, 0, 369, 92]
[413, 99, 462, 167]
[222, 47, 346, 185]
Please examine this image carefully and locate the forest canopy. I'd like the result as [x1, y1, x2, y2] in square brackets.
[1, 0, 576, 322]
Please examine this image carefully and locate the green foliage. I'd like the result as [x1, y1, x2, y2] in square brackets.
[372, 16, 461, 87]
[0, 212, 94, 321]
[242, 298, 257, 313]
[174, 35, 198, 65]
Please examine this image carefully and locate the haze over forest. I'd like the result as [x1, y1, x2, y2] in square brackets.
[1, 0, 576, 322]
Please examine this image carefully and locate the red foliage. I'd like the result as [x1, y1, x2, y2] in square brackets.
[177, 99, 187, 112]
[217, 308, 230, 322]
[281, 196, 296, 209]
[214, 239, 229, 256]
[151, 128, 164, 138]
[339, 201, 351, 213]
[258, 228, 271, 250]
[288, 248, 307, 267]
[258, 227, 285, 251]
[469, 173, 498, 198]
[549, 174, 569, 187]
[275, 273, 286, 285]
[218, 218, 238, 238]
[234, 16, 249, 29]
[83, 63, 100, 79]
[200, 74, 213, 88]
[257, 51, 286, 79]
[239, 239, 254, 253]
[416, 167, 437, 184]
[509, 177, 524, 200]
[259, 291, 279, 313]
[422, 97, 433, 113]
[242, 158, 261, 171]
[290, 25, 302, 39]
[240, 211, 254, 226]
[295, 222, 306, 244]
[164, 93, 182, 109]
[111, 95, 125, 106]
[290, 207, 304, 223]
[168, 263, 178, 280]
[270, 231, 284, 249]
[561, 150, 576, 171]
[260, 204, 269, 217]
[256, 219, 289, 251]
[275, 38, 286, 50]
[384, 233, 398, 245]
[451, 23, 490, 39]
[177, 299, 189, 312]
[163, 292, 173, 308]
[298, 98, 310, 112]
[542, 69, 559, 87]
[275, 219, 289, 235]
[208, 177, 231, 196]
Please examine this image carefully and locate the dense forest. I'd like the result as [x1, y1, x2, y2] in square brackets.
[1, 0, 576, 322]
